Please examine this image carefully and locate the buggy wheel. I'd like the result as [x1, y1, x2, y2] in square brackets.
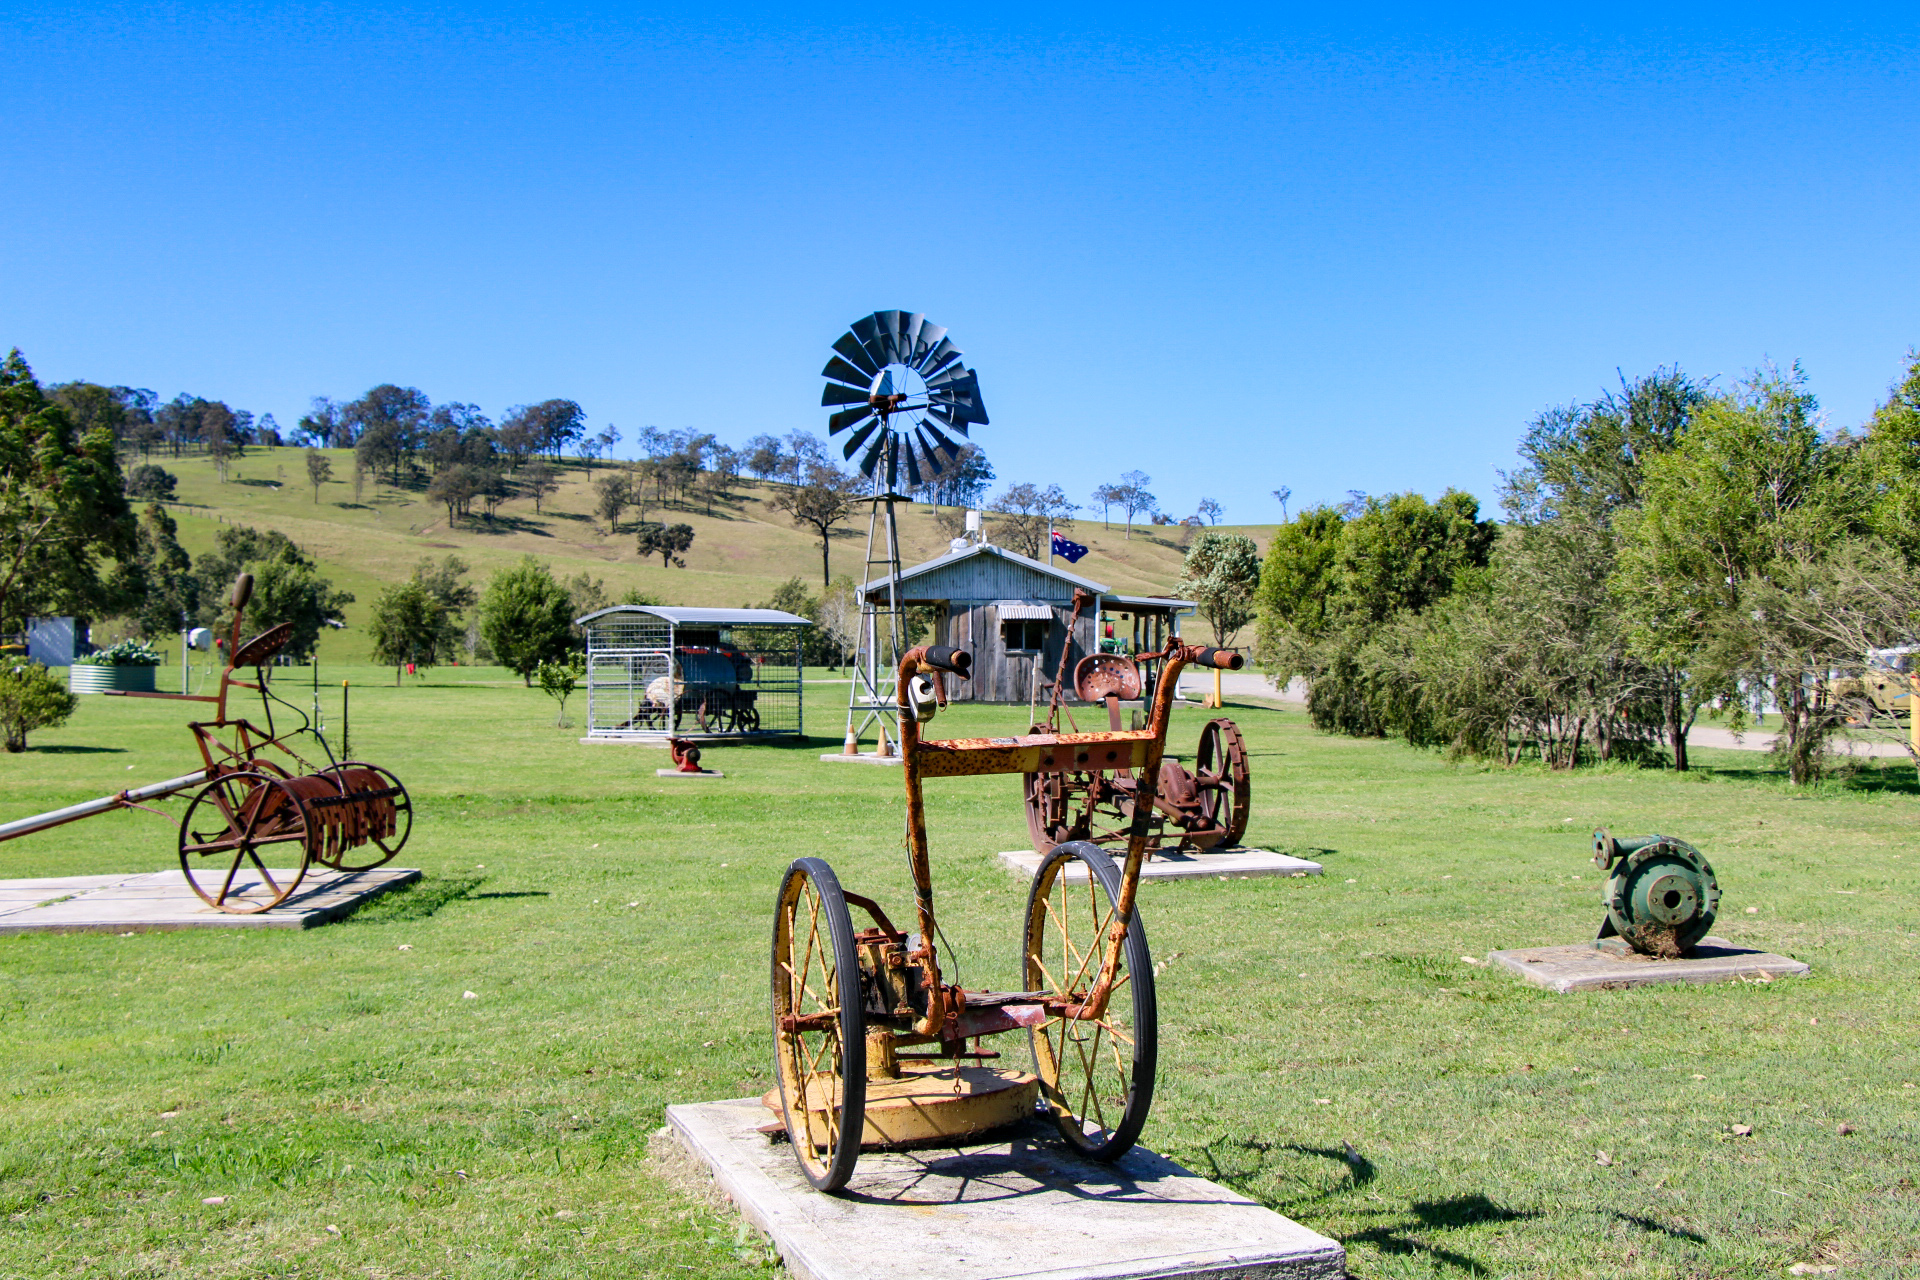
[311, 762, 413, 872]
[1021, 841, 1156, 1161]
[1194, 718, 1251, 847]
[177, 771, 315, 914]
[771, 857, 867, 1191]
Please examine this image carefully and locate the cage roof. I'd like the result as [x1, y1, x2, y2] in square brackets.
[574, 605, 812, 627]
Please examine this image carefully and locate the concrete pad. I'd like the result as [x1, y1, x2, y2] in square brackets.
[667, 1097, 1345, 1280]
[1489, 936, 1810, 993]
[656, 768, 726, 778]
[818, 753, 904, 766]
[997, 848, 1323, 883]
[0, 867, 420, 934]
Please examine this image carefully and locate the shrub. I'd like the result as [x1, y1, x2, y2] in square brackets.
[125, 464, 177, 501]
[0, 659, 78, 752]
[75, 639, 162, 667]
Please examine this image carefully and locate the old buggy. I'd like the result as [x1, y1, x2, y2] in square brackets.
[766, 639, 1243, 1191]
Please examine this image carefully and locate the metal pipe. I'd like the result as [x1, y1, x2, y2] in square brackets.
[0, 769, 209, 844]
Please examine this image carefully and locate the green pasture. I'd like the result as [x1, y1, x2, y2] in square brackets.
[1, 671, 1916, 1278]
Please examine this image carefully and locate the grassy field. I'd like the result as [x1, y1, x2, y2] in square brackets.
[2, 671, 1917, 1278]
[141, 449, 1251, 661]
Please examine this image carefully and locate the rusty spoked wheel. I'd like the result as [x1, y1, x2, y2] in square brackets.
[771, 857, 867, 1192]
[1194, 718, 1251, 848]
[312, 762, 413, 872]
[1021, 840, 1156, 1162]
[1022, 771, 1069, 854]
[177, 771, 316, 914]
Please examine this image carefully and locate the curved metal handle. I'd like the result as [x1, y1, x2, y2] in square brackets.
[922, 646, 972, 677]
[230, 573, 254, 610]
[1191, 647, 1244, 671]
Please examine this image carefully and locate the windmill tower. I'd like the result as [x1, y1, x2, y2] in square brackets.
[819, 311, 988, 757]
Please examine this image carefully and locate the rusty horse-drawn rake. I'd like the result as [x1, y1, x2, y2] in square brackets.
[768, 639, 1243, 1191]
[1021, 591, 1250, 857]
[0, 575, 411, 913]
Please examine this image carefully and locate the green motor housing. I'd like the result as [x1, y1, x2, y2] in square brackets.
[1591, 830, 1721, 958]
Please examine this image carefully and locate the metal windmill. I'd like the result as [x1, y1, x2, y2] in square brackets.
[822, 311, 988, 756]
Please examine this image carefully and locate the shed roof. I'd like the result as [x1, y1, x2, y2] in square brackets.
[861, 542, 1111, 602]
[1103, 594, 1197, 614]
[574, 605, 811, 627]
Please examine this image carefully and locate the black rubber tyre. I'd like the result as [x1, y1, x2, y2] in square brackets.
[770, 857, 867, 1191]
[1020, 840, 1156, 1161]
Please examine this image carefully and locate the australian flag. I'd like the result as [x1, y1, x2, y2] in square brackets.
[1050, 529, 1090, 563]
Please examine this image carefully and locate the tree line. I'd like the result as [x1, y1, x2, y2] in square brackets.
[1255, 353, 1920, 784]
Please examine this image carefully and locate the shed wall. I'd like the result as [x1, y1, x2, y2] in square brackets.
[941, 603, 1099, 705]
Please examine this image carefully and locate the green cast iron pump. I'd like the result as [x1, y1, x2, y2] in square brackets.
[1591, 829, 1721, 958]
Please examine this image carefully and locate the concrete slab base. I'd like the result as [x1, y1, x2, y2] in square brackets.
[818, 753, 904, 766]
[997, 848, 1324, 883]
[656, 768, 726, 778]
[0, 867, 420, 934]
[1489, 936, 1810, 993]
[667, 1097, 1345, 1280]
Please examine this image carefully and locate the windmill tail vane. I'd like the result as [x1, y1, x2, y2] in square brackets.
[821, 310, 988, 488]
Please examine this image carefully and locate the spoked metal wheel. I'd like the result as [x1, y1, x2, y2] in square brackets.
[1194, 718, 1251, 848]
[311, 762, 413, 872]
[1021, 840, 1156, 1161]
[770, 857, 867, 1192]
[177, 771, 317, 914]
[1022, 771, 1069, 854]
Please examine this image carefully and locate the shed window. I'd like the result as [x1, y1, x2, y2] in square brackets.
[1002, 619, 1049, 652]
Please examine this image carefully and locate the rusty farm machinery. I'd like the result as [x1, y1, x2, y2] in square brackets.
[766, 637, 1243, 1191]
[0, 574, 412, 913]
[1021, 591, 1251, 857]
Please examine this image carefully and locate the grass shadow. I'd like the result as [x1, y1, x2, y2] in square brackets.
[28, 744, 129, 754]
[345, 874, 487, 924]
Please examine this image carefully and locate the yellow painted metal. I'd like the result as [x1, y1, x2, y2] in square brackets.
[763, 1063, 1039, 1148]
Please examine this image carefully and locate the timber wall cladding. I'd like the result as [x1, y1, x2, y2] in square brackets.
[938, 604, 1097, 704]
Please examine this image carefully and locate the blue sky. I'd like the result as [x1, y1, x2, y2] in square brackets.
[4, 4, 1917, 524]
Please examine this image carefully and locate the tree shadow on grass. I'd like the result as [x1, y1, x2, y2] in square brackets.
[459, 514, 554, 537]
[1694, 758, 1920, 798]
[28, 744, 128, 754]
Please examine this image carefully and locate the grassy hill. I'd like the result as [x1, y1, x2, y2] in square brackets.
[143, 448, 1275, 660]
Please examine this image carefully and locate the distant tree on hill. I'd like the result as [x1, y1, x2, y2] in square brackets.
[193, 525, 352, 658]
[522, 460, 559, 513]
[988, 483, 1077, 560]
[770, 461, 864, 585]
[502, 399, 587, 463]
[479, 557, 577, 685]
[346, 385, 430, 484]
[744, 434, 785, 480]
[636, 521, 695, 568]
[305, 450, 332, 503]
[428, 464, 486, 524]
[594, 473, 632, 533]
[1197, 497, 1224, 525]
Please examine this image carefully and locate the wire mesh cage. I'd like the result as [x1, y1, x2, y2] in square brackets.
[577, 606, 809, 740]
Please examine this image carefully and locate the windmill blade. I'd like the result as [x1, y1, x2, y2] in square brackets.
[828, 406, 875, 436]
[833, 332, 879, 377]
[840, 419, 882, 460]
[871, 310, 902, 364]
[924, 405, 972, 438]
[900, 313, 924, 361]
[912, 425, 955, 478]
[917, 419, 964, 462]
[925, 362, 971, 390]
[910, 323, 947, 367]
[902, 435, 924, 489]
[929, 370, 988, 424]
[917, 337, 961, 375]
[850, 313, 883, 346]
[855, 433, 887, 478]
[822, 382, 870, 408]
[822, 356, 873, 390]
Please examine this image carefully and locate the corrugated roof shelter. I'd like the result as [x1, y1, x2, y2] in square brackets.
[860, 544, 1192, 705]
[575, 605, 810, 741]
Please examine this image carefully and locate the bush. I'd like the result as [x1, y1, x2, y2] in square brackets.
[0, 659, 78, 752]
[75, 639, 162, 667]
[125, 464, 177, 501]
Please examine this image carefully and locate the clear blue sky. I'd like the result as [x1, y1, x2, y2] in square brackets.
[5, 4, 1917, 524]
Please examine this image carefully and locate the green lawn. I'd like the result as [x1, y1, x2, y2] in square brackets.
[1, 671, 1916, 1278]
